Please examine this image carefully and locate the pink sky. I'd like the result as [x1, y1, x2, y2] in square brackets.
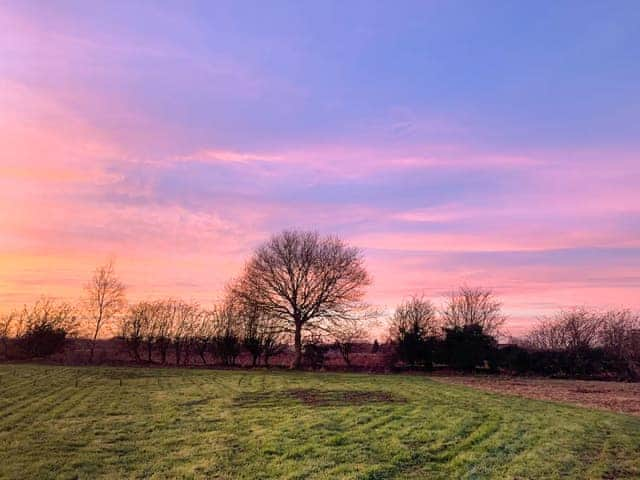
[1, 2, 639, 337]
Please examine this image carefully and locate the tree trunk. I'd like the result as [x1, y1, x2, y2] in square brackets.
[293, 323, 302, 369]
[89, 313, 102, 364]
[89, 339, 96, 364]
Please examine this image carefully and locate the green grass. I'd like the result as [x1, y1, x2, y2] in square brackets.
[0, 365, 639, 479]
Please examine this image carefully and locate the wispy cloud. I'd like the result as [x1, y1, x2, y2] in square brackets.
[1, 1, 639, 335]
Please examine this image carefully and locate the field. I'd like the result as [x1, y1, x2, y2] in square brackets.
[435, 375, 640, 417]
[1, 365, 639, 479]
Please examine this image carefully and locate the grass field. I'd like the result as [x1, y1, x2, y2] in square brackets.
[1, 365, 639, 479]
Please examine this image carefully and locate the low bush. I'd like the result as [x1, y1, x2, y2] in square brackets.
[17, 323, 67, 357]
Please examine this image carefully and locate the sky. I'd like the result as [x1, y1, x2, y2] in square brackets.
[1, 1, 639, 336]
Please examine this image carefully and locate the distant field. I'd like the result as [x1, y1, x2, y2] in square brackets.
[434, 375, 640, 417]
[1, 365, 639, 479]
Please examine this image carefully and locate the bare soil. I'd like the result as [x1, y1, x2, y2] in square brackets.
[433, 375, 640, 416]
[289, 388, 402, 406]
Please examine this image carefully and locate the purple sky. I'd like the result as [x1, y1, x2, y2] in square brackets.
[1, 1, 640, 335]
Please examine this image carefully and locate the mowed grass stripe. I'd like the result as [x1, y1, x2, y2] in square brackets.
[1, 364, 639, 480]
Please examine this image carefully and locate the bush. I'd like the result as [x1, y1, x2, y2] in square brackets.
[211, 333, 241, 366]
[395, 333, 438, 370]
[497, 345, 531, 374]
[14, 298, 77, 359]
[303, 340, 330, 369]
[17, 323, 67, 357]
[440, 324, 497, 372]
[389, 296, 440, 370]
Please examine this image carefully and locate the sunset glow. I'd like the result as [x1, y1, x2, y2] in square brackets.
[2, 2, 639, 336]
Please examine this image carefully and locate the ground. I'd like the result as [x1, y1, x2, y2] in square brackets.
[0, 365, 639, 479]
[434, 375, 640, 417]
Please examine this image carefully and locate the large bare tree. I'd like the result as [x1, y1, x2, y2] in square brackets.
[441, 286, 506, 337]
[233, 230, 371, 368]
[84, 260, 127, 363]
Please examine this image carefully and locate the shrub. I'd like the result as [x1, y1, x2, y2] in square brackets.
[390, 296, 440, 369]
[497, 345, 531, 374]
[211, 333, 241, 366]
[18, 323, 67, 357]
[441, 324, 497, 372]
[303, 339, 330, 369]
[15, 298, 77, 358]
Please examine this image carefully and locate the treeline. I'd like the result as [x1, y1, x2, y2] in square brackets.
[519, 307, 640, 379]
[388, 294, 640, 380]
[120, 298, 285, 367]
[0, 230, 638, 379]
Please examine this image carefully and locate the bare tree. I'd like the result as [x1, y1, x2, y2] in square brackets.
[16, 297, 79, 357]
[238, 298, 267, 367]
[387, 296, 440, 368]
[0, 311, 16, 359]
[525, 307, 602, 351]
[333, 317, 368, 366]
[261, 318, 287, 366]
[141, 302, 160, 363]
[389, 295, 440, 340]
[599, 309, 640, 361]
[154, 300, 174, 365]
[84, 260, 127, 363]
[233, 230, 371, 368]
[170, 300, 199, 365]
[193, 309, 215, 365]
[209, 298, 241, 366]
[525, 316, 568, 351]
[19, 297, 79, 335]
[441, 286, 506, 337]
[121, 302, 154, 361]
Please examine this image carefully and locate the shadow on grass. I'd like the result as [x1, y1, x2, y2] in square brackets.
[234, 388, 406, 408]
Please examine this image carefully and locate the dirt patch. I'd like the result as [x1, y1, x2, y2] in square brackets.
[235, 389, 403, 407]
[179, 397, 215, 408]
[288, 389, 401, 406]
[433, 375, 640, 416]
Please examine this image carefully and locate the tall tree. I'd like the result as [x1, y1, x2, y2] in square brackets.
[233, 230, 371, 368]
[84, 260, 127, 363]
[441, 286, 506, 338]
